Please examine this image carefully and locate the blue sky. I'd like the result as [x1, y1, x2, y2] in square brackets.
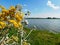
[0, 0, 60, 18]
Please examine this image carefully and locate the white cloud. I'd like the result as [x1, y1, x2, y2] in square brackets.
[47, 0, 60, 10]
[24, 9, 28, 11]
[23, 4, 27, 7]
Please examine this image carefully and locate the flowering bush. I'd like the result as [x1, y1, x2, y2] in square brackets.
[0, 5, 24, 45]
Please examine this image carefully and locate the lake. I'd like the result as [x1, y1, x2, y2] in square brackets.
[26, 19, 60, 32]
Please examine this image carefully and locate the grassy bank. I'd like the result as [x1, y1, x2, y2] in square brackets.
[1, 27, 60, 45]
[24, 27, 60, 45]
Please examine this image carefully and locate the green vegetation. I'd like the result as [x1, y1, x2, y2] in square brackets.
[1, 27, 60, 45]
[24, 27, 60, 45]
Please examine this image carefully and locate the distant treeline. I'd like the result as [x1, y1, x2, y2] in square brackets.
[25, 17, 60, 19]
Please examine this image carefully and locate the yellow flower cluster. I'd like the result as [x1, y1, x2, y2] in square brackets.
[15, 11, 24, 22]
[0, 22, 6, 29]
[0, 5, 24, 29]
[8, 20, 23, 28]
[8, 20, 19, 28]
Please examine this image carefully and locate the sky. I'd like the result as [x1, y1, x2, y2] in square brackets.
[0, 0, 60, 18]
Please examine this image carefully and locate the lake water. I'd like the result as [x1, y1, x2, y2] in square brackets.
[26, 19, 60, 32]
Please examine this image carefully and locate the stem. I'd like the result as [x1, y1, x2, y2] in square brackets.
[0, 37, 6, 45]
[24, 29, 33, 40]
[20, 30, 24, 45]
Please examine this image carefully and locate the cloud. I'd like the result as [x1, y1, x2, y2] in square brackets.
[24, 9, 28, 11]
[47, 0, 60, 10]
[23, 4, 27, 7]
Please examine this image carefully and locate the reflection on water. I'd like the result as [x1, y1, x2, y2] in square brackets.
[26, 19, 60, 32]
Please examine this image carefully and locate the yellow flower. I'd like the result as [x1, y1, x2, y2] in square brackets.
[0, 22, 6, 29]
[8, 20, 19, 28]
[0, 26, 2, 29]
[9, 6, 16, 15]
[8, 20, 23, 28]
[23, 41, 29, 45]
[2, 9, 9, 16]
[2, 9, 7, 12]
[0, 17, 4, 21]
[15, 14, 22, 21]
[0, 13, 2, 17]
[9, 6, 15, 10]
[19, 14, 24, 20]
[15, 11, 24, 19]
[8, 20, 16, 23]
[0, 17, 7, 21]
[15, 12, 24, 22]
[9, 6, 16, 12]
[20, 12, 24, 17]
[13, 22, 19, 28]
[18, 22, 23, 29]
[11, 35, 19, 42]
